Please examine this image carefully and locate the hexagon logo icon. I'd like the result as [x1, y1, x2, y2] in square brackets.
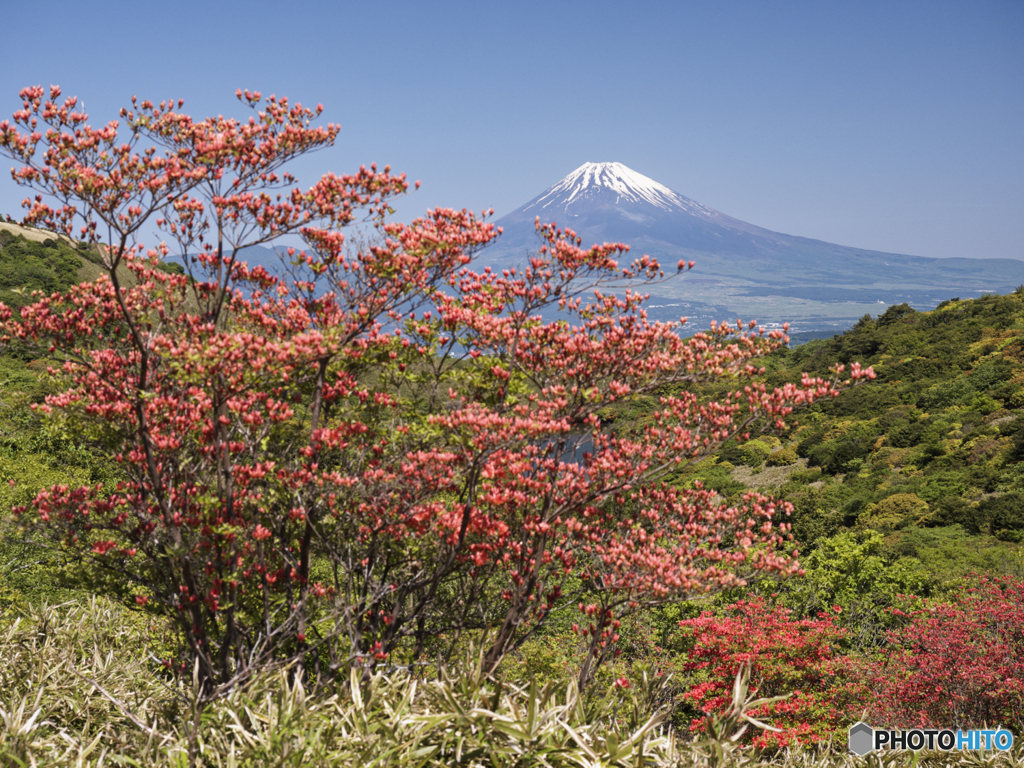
[848, 722, 874, 756]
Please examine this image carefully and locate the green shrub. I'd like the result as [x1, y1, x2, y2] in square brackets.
[1000, 414, 1024, 461]
[888, 525, 1023, 586]
[790, 467, 822, 484]
[796, 429, 826, 458]
[768, 530, 930, 648]
[888, 420, 928, 448]
[765, 446, 798, 467]
[917, 377, 976, 410]
[739, 439, 772, 467]
[809, 436, 874, 475]
[983, 493, 1024, 542]
[877, 303, 917, 327]
[859, 493, 930, 533]
[683, 463, 746, 496]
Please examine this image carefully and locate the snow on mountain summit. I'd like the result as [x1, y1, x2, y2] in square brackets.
[522, 162, 715, 218]
[491, 161, 741, 254]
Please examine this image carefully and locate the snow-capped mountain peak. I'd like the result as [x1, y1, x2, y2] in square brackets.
[522, 162, 715, 218]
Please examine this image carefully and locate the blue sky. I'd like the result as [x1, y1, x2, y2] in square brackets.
[2, 0, 1021, 261]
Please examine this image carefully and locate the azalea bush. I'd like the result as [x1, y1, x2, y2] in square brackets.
[677, 598, 859, 749]
[0, 85, 872, 692]
[856, 574, 1024, 731]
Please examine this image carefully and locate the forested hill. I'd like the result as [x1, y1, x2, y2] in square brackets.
[0, 225, 96, 308]
[682, 289, 1024, 591]
[0, 222, 183, 310]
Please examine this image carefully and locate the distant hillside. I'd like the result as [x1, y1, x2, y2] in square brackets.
[0, 221, 188, 308]
[663, 290, 1024, 591]
[0, 220, 74, 243]
[0, 224, 96, 308]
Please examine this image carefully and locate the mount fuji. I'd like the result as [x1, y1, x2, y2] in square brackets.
[492, 162, 778, 257]
[481, 162, 1024, 334]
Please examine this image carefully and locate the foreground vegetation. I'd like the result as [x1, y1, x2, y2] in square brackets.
[3, 599, 1022, 767]
[1, 83, 1022, 766]
[4, 287, 1023, 765]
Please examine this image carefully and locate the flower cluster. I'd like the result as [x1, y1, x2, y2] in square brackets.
[677, 599, 853, 749]
[854, 575, 1024, 730]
